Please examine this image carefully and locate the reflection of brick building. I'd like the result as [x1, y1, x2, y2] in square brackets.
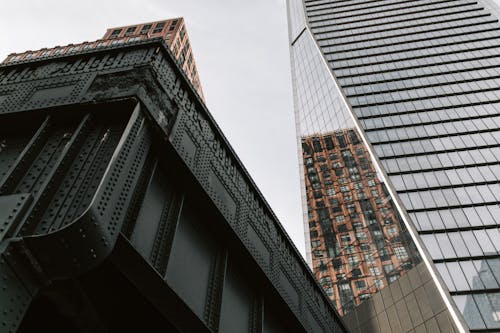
[302, 128, 420, 315]
[3, 18, 204, 101]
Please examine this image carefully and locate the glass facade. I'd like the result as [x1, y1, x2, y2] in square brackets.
[287, 0, 500, 331]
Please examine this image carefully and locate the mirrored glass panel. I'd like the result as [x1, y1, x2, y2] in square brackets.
[291, 0, 500, 331]
[290, 29, 423, 316]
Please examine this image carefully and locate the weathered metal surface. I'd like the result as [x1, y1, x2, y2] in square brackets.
[0, 39, 347, 332]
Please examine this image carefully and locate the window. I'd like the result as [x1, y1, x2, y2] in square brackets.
[110, 29, 121, 36]
[320, 276, 332, 284]
[356, 232, 367, 240]
[326, 188, 336, 196]
[374, 279, 384, 289]
[364, 254, 375, 264]
[345, 245, 355, 254]
[383, 218, 393, 225]
[367, 179, 376, 187]
[394, 246, 408, 259]
[153, 22, 165, 33]
[333, 259, 343, 270]
[369, 267, 380, 276]
[140, 24, 152, 33]
[383, 264, 394, 274]
[360, 244, 371, 252]
[389, 275, 399, 282]
[349, 167, 360, 175]
[387, 227, 398, 236]
[169, 21, 177, 31]
[351, 174, 361, 181]
[179, 26, 186, 40]
[346, 204, 356, 214]
[339, 282, 351, 290]
[335, 215, 346, 223]
[125, 26, 136, 34]
[318, 261, 328, 273]
[355, 280, 367, 290]
[379, 249, 390, 261]
[340, 234, 351, 243]
[348, 256, 359, 267]
[338, 224, 348, 232]
[313, 250, 324, 258]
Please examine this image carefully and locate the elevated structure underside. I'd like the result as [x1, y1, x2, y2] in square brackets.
[0, 39, 346, 332]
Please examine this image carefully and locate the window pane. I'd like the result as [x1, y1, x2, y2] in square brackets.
[435, 233, 455, 259]
[486, 259, 500, 287]
[473, 293, 500, 329]
[447, 262, 470, 291]
[460, 261, 484, 290]
[421, 234, 443, 260]
[448, 233, 470, 258]
[436, 263, 455, 291]
[474, 230, 497, 255]
[461, 231, 483, 256]
[474, 260, 499, 289]
[486, 229, 500, 252]
[453, 295, 486, 330]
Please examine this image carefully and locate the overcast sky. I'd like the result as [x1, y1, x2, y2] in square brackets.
[0, 1, 306, 256]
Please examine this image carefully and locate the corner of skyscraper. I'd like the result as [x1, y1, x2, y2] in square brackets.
[287, 0, 500, 332]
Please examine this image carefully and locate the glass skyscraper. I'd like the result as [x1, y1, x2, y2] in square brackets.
[287, 0, 500, 332]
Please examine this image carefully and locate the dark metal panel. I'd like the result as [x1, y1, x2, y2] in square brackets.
[110, 235, 212, 333]
[0, 39, 347, 332]
[218, 258, 258, 333]
[19, 104, 149, 278]
[166, 197, 220, 320]
[0, 194, 32, 241]
[0, 116, 50, 195]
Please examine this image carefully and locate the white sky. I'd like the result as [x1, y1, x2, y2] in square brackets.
[0, 0, 305, 256]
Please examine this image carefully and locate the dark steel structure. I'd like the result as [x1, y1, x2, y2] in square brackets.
[0, 39, 347, 332]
